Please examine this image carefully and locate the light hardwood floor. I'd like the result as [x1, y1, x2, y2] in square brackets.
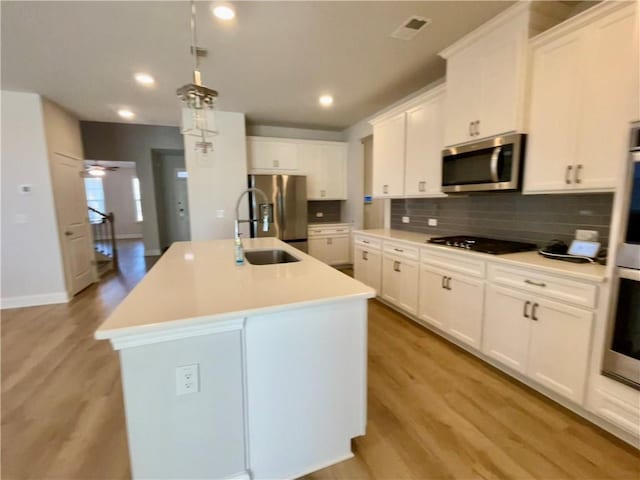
[2, 244, 639, 479]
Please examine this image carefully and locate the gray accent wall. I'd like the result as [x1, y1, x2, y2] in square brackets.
[390, 192, 613, 247]
[308, 200, 342, 223]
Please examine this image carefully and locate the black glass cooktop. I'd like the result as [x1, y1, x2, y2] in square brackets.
[428, 235, 537, 255]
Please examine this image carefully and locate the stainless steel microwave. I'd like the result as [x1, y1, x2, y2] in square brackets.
[441, 133, 526, 193]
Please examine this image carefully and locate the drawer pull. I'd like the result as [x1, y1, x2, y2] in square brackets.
[393, 248, 404, 253]
[523, 300, 531, 318]
[531, 302, 539, 321]
[525, 279, 547, 288]
[362, 240, 370, 244]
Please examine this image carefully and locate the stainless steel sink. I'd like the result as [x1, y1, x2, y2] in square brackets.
[244, 249, 300, 265]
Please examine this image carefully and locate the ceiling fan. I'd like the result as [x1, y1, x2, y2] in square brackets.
[84, 161, 119, 177]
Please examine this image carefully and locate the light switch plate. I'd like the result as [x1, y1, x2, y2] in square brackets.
[316, 212, 324, 218]
[176, 364, 199, 396]
[402, 216, 410, 224]
[428, 218, 438, 227]
[575, 229, 598, 242]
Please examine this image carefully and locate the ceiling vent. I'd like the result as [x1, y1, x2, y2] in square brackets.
[391, 16, 432, 41]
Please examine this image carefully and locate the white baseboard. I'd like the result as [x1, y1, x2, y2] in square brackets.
[1, 291, 70, 310]
[144, 249, 161, 256]
[115, 233, 143, 240]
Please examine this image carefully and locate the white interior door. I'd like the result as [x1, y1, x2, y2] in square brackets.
[52, 153, 95, 295]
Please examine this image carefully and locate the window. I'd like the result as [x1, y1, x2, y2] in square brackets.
[84, 177, 105, 222]
[132, 177, 143, 222]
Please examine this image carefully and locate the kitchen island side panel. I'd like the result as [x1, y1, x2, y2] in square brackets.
[245, 298, 368, 479]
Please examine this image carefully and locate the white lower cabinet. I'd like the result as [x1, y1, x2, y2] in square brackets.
[308, 236, 349, 266]
[418, 264, 484, 349]
[382, 254, 418, 315]
[354, 245, 382, 294]
[483, 283, 593, 403]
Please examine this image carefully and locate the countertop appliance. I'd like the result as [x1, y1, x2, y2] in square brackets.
[428, 235, 537, 255]
[602, 122, 640, 390]
[248, 175, 308, 252]
[442, 133, 526, 193]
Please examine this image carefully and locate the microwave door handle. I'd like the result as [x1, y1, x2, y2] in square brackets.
[490, 146, 502, 182]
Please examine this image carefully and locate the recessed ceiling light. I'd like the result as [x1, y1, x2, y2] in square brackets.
[213, 5, 235, 20]
[118, 109, 135, 119]
[134, 73, 155, 86]
[319, 95, 334, 107]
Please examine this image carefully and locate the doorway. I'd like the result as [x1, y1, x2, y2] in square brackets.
[152, 150, 191, 252]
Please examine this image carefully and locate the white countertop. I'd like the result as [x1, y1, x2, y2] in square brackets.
[96, 237, 375, 341]
[354, 229, 608, 283]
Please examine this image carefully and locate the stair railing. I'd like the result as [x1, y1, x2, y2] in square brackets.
[88, 206, 118, 273]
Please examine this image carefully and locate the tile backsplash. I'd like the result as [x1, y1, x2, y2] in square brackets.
[390, 192, 613, 247]
[308, 200, 342, 223]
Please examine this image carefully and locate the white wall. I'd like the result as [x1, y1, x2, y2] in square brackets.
[246, 124, 344, 142]
[1, 91, 68, 308]
[185, 111, 249, 241]
[102, 166, 143, 238]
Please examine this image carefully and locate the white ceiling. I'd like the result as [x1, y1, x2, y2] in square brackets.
[1, 1, 513, 130]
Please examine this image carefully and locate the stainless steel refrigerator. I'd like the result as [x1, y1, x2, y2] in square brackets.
[248, 175, 308, 252]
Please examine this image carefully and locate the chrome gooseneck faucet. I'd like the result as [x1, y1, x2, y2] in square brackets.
[234, 188, 270, 242]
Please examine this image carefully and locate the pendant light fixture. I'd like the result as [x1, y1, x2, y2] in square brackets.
[176, 0, 218, 153]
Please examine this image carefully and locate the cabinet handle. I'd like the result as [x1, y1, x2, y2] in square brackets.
[446, 277, 452, 290]
[362, 250, 368, 261]
[441, 276, 447, 289]
[383, 184, 389, 194]
[418, 181, 426, 192]
[327, 238, 333, 245]
[565, 165, 573, 184]
[469, 122, 473, 137]
[524, 279, 546, 288]
[321, 190, 326, 197]
[393, 261, 401, 272]
[362, 240, 370, 244]
[393, 248, 404, 253]
[476, 120, 480, 137]
[575, 164, 583, 184]
[273, 159, 279, 168]
[531, 303, 539, 321]
[523, 300, 531, 318]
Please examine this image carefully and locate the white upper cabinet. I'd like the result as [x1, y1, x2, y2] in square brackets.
[298, 142, 347, 200]
[524, 2, 639, 193]
[249, 137, 347, 200]
[372, 112, 406, 197]
[439, 4, 533, 147]
[371, 85, 446, 198]
[404, 88, 446, 196]
[247, 137, 298, 171]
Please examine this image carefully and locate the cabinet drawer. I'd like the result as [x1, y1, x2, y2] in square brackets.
[308, 227, 350, 237]
[488, 264, 598, 308]
[383, 241, 419, 261]
[420, 247, 486, 278]
[354, 235, 381, 250]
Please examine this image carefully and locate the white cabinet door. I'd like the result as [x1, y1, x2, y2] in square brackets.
[418, 265, 449, 330]
[308, 237, 330, 264]
[446, 274, 484, 349]
[372, 113, 406, 197]
[405, 91, 445, 196]
[524, 30, 585, 193]
[526, 297, 593, 404]
[248, 138, 298, 171]
[396, 258, 419, 316]
[298, 143, 324, 198]
[354, 246, 381, 294]
[477, 28, 522, 140]
[443, 46, 481, 147]
[321, 144, 347, 199]
[482, 285, 532, 374]
[576, 5, 638, 191]
[327, 236, 350, 265]
[382, 255, 418, 314]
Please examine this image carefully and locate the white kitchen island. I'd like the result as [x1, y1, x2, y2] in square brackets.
[96, 237, 375, 480]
